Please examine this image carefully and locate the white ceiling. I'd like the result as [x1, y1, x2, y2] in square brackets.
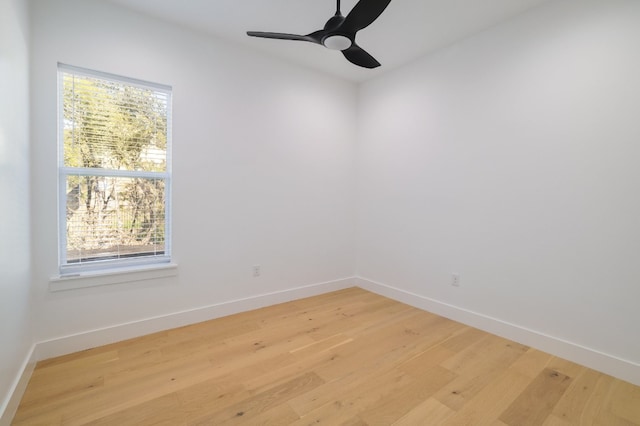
[107, 0, 555, 82]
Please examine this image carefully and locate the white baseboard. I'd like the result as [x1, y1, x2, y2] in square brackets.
[355, 277, 640, 386]
[0, 344, 37, 426]
[36, 277, 355, 361]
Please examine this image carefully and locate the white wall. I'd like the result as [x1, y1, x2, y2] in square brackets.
[357, 0, 640, 376]
[30, 0, 357, 347]
[0, 0, 33, 416]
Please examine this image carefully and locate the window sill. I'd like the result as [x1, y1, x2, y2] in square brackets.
[49, 263, 178, 292]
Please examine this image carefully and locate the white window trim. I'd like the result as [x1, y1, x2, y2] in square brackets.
[57, 63, 173, 279]
[50, 262, 179, 292]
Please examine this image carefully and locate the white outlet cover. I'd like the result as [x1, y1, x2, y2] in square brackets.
[452, 273, 460, 287]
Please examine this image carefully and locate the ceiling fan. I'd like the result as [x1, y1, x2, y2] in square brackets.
[247, 0, 392, 69]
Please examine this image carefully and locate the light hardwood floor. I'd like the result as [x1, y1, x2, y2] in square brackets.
[13, 287, 640, 425]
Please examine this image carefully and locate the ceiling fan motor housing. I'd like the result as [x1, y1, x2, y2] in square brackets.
[322, 13, 353, 50]
[323, 35, 352, 50]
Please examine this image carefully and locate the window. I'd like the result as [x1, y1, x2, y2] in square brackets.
[58, 64, 172, 275]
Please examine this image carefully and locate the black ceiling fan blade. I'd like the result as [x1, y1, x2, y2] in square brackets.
[341, 0, 392, 34]
[246, 31, 317, 43]
[306, 29, 329, 44]
[342, 44, 381, 69]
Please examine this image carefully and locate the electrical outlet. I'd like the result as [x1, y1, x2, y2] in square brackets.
[252, 265, 261, 277]
[451, 273, 460, 287]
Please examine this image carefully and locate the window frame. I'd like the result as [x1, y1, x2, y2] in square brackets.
[57, 63, 173, 276]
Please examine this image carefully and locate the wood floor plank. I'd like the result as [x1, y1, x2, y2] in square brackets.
[499, 368, 573, 426]
[358, 365, 457, 425]
[288, 363, 410, 416]
[312, 313, 462, 383]
[610, 380, 640, 424]
[440, 333, 529, 377]
[542, 414, 572, 426]
[13, 288, 640, 426]
[551, 368, 602, 424]
[341, 416, 369, 426]
[391, 398, 456, 426]
[174, 376, 251, 423]
[233, 402, 300, 425]
[438, 326, 486, 353]
[289, 333, 354, 358]
[508, 348, 554, 379]
[397, 344, 456, 377]
[187, 372, 324, 425]
[83, 393, 185, 426]
[439, 369, 533, 426]
[19, 371, 105, 408]
[240, 347, 338, 392]
[434, 338, 530, 412]
[288, 368, 414, 425]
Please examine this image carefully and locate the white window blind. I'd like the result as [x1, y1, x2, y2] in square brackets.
[58, 64, 172, 275]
